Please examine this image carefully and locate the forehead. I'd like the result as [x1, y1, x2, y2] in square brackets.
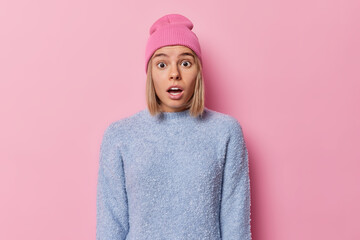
[153, 45, 192, 55]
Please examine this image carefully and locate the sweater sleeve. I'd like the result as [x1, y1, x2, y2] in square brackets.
[96, 123, 129, 240]
[220, 119, 252, 240]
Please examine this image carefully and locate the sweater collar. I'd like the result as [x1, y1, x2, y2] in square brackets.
[144, 107, 209, 123]
[144, 107, 194, 122]
[160, 108, 191, 120]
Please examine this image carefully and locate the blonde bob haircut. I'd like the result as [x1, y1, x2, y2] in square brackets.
[146, 47, 205, 118]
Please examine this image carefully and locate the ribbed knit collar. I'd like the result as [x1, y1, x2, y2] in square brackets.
[144, 107, 195, 122]
[160, 108, 191, 120]
[143, 107, 209, 123]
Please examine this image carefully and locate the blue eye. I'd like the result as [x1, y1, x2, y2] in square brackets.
[157, 62, 166, 68]
[181, 61, 191, 67]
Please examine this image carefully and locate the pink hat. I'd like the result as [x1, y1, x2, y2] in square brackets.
[145, 13, 202, 73]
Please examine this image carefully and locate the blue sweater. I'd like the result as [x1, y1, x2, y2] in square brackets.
[96, 107, 252, 240]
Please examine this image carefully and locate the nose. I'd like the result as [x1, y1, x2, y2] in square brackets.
[169, 64, 181, 80]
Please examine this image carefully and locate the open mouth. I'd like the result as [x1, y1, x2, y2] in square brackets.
[167, 87, 184, 95]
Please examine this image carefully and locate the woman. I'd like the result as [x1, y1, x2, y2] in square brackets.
[96, 13, 252, 240]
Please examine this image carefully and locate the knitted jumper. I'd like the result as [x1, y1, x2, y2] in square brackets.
[96, 107, 252, 240]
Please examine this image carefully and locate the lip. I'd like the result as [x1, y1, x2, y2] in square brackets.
[167, 90, 184, 100]
[166, 84, 184, 100]
[166, 85, 184, 92]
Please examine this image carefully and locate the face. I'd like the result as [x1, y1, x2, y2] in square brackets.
[151, 45, 198, 112]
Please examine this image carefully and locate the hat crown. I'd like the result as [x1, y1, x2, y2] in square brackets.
[149, 14, 193, 35]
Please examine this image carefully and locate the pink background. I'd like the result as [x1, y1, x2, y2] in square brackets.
[1, 0, 359, 239]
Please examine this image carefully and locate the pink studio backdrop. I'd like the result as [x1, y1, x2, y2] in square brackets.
[1, 0, 359, 239]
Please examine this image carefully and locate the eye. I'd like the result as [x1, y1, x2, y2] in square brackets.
[157, 62, 166, 68]
[181, 60, 192, 67]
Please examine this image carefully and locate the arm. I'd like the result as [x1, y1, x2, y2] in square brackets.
[220, 119, 252, 240]
[96, 123, 129, 240]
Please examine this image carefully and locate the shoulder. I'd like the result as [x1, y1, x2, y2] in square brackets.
[102, 108, 147, 138]
[204, 107, 244, 135]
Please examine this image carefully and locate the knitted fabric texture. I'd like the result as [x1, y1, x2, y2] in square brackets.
[144, 13, 202, 73]
[96, 107, 252, 240]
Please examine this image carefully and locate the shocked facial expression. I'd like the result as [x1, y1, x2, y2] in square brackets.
[151, 45, 198, 112]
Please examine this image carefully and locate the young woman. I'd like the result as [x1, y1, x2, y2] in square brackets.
[96, 13, 252, 240]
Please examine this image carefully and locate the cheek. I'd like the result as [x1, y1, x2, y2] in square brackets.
[152, 77, 166, 95]
[152, 70, 169, 85]
[152, 80, 162, 94]
[187, 71, 198, 87]
[151, 69, 165, 82]
[187, 68, 198, 78]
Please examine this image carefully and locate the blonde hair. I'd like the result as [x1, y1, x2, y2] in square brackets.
[146, 48, 205, 118]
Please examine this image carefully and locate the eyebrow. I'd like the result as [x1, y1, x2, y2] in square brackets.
[152, 52, 195, 59]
